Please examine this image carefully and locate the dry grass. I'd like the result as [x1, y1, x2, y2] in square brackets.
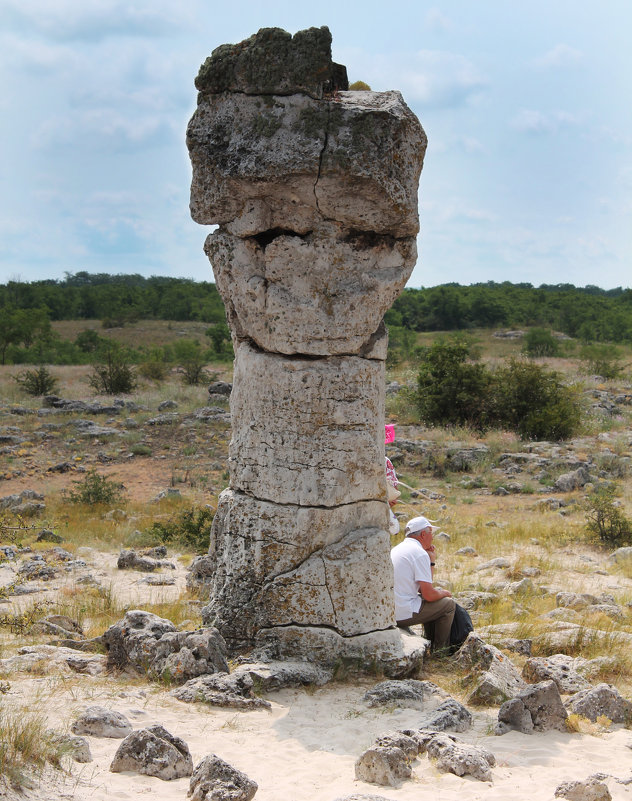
[0, 699, 66, 789]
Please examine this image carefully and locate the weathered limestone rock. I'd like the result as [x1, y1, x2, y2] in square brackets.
[102, 610, 228, 682]
[71, 706, 132, 739]
[416, 732, 495, 782]
[110, 725, 193, 780]
[417, 699, 473, 733]
[189, 754, 258, 801]
[188, 26, 425, 668]
[523, 654, 593, 694]
[227, 344, 387, 506]
[172, 671, 272, 709]
[456, 633, 526, 705]
[565, 683, 632, 723]
[496, 680, 568, 734]
[555, 776, 612, 801]
[354, 746, 412, 786]
[208, 227, 415, 356]
[362, 679, 448, 710]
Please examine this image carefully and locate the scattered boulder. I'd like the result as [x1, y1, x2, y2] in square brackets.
[354, 746, 412, 787]
[35, 529, 63, 543]
[555, 776, 612, 801]
[456, 633, 526, 705]
[208, 381, 232, 397]
[522, 655, 592, 694]
[71, 706, 133, 739]
[417, 699, 472, 733]
[608, 547, 632, 564]
[374, 732, 419, 759]
[361, 679, 448, 711]
[556, 592, 599, 610]
[475, 557, 510, 571]
[18, 557, 57, 581]
[102, 610, 228, 683]
[189, 754, 258, 801]
[566, 683, 632, 724]
[110, 724, 193, 780]
[0, 645, 106, 676]
[186, 554, 216, 593]
[172, 671, 271, 709]
[48, 732, 92, 763]
[117, 549, 175, 572]
[554, 466, 592, 492]
[417, 731, 495, 782]
[496, 680, 568, 734]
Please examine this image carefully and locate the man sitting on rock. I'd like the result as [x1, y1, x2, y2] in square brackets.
[391, 516, 455, 653]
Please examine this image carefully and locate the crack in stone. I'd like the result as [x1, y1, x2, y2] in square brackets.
[313, 103, 329, 216]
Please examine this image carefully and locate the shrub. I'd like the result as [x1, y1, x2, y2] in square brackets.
[173, 339, 209, 385]
[349, 80, 371, 90]
[13, 366, 58, 396]
[138, 360, 168, 381]
[583, 485, 632, 547]
[490, 359, 582, 441]
[580, 343, 625, 379]
[143, 506, 214, 552]
[416, 339, 491, 429]
[89, 348, 137, 394]
[523, 328, 559, 357]
[63, 469, 125, 505]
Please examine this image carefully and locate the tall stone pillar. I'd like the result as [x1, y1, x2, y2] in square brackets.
[187, 26, 427, 672]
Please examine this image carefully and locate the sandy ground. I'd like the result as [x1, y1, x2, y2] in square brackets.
[1, 548, 631, 801]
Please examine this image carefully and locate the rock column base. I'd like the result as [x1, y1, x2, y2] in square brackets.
[254, 626, 427, 678]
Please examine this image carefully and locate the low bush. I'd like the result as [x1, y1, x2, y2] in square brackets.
[415, 340, 582, 440]
[583, 485, 632, 547]
[523, 328, 559, 357]
[89, 348, 137, 394]
[13, 366, 58, 396]
[580, 343, 625, 379]
[143, 506, 214, 552]
[63, 469, 125, 505]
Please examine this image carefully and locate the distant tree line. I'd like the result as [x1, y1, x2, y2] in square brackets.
[386, 282, 632, 343]
[1, 274, 632, 367]
[0, 272, 226, 324]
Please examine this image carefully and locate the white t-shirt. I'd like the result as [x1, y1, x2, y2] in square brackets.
[391, 536, 432, 621]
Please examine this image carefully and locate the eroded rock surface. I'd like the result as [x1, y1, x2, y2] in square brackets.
[187, 25, 426, 668]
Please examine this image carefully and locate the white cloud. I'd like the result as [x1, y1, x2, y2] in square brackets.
[400, 50, 486, 108]
[510, 108, 582, 134]
[425, 8, 452, 32]
[2, 0, 196, 42]
[32, 108, 178, 151]
[534, 43, 582, 69]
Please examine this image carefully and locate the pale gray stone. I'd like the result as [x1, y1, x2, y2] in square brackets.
[374, 732, 419, 759]
[417, 732, 495, 782]
[362, 679, 448, 710]
[475, 557, 510, 571]
[102, 610, 228, 683]
[608, 546, 632, 564]
[456, 633, 526, 705]
[566, 683, 632, 723]
[354, 746, 412, 786]
[0, 645, 106, 677]
[48, 733, 92, 763]
[496, 680, 568, 734]
[189, 87, 425, 238]
[554, 466, 592, 492]
[228, 344, 386, 507]
[417, 699, 472, 733]
[187, 26, 425, 668]
[208, 226, 415, 356]
[71, 706, 132, 739]
[556, 591, 599, 610]
[522, 655, 592, 694]
[171, 672, 271, 709]
[110, 725, 193, 780]
[206, 490, 391, 649]
[189, 754, 258, 801]
[254, 626, 426, 678]
[555, 776, 612, 801]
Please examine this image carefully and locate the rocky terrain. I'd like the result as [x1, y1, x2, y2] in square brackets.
[1, 363, 632, 801]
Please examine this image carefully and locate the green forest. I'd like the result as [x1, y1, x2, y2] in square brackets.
[1, 272, 632, 366]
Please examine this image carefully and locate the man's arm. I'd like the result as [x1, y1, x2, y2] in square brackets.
[418, 581, 452, 602]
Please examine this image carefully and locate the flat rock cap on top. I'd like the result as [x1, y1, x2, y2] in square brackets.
[194, 25, 348, 98]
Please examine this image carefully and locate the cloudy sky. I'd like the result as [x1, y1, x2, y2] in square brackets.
[2, 0, 631, 289]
